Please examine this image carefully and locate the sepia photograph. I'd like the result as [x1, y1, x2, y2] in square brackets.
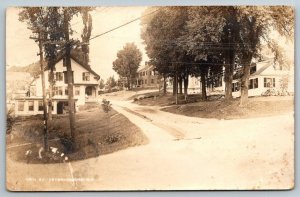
[6, 6, 294, 191]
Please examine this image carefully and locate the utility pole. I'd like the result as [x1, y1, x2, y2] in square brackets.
[175, 64, 178, 105]
[63, 9, 77, 147]
[34, 31, 49, 151]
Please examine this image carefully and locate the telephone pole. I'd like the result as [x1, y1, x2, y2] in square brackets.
[63, 9, 77, 147]
[32, 30, 49, 151]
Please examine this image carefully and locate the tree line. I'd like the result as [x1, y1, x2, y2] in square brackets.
[140, 6, 294, 105]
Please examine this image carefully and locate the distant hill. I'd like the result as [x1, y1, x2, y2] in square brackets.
[7, 61, 44, 78]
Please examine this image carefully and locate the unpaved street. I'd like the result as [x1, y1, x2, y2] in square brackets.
[7, 98, 294, 191]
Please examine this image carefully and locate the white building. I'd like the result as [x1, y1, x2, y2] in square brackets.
[230, 59, 292, 97]
[166, 59, 293, 97]
[14, 55, 100, 116]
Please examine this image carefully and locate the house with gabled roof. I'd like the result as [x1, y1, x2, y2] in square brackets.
[230, 58, 292, 98]
[135, 62, 160, 88]
[14, 54, 100, 116]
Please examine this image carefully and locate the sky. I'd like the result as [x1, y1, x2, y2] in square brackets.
[6, 7, 149, 80]
[6, 7, 294, 80]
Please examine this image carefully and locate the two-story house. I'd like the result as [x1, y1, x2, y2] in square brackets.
[230, 59, 292, 97]
[165, 58, 292, 97]
[135, 62, 160, 88]
[14, 55, 100, 116]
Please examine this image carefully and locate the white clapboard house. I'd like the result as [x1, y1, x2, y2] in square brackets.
[167, 58, 293, 97]
[230, 59, 292, 97]
[14, 55, 100, 116]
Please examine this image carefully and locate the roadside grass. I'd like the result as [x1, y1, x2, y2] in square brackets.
[130, 92, 293, 119]
[161, 96, 294, 119]
[131, 92, 220, 106]
[7, 105, 148, 164]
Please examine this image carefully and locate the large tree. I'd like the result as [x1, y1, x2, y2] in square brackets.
[20, 7, 87, 150]
[106, 75, 117, 90]
[141, 7, 192, 101]
[181, 6, 293, 105]
[43, 7, 65, 120]
[112, 43, 142, 90]
[19, 7, 52, 150]
[235, 6, 294, 106]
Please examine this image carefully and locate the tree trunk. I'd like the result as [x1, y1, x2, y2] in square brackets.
[127, 77, 131, 90]
[175, 72, 178, 104]
[64, 10, 77, 147]
[224, 19, 236, 102]
[38, 32, 49, 152]
[172, 76, 176, 96]
[163, 74, 167, 95]
[183, 74, 189, 101]
[48, 67, 54, 121]
[240, 55, 252, 106]
[224, 56, 234, 101]
[200, 71, 207, 101]
[178, 76, 183, 94]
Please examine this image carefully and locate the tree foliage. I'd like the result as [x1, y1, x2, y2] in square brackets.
[112, 43, 142, 89]
[141, 6, 293, 104]
[106, 76, 117, 89]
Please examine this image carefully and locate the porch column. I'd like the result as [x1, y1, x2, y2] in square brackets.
[34, 100, 39, 113]
[53, 101, 57, 114]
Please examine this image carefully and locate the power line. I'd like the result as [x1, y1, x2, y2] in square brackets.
[89, 8, 162, 41]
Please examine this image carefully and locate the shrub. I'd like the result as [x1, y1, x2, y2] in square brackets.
[6, 108, 15, 134]
[101, 99, 112, 113]
[59, 134, 75, 154]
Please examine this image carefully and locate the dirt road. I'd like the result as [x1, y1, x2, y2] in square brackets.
[7, 98, 294, 191]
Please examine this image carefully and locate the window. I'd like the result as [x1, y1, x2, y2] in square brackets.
[65, 88, 68, 95]
[82, 72, 90, 81]
[264, 78, 275, 88]
[250, 65, 257, 74]
[54, 86, 63, 96]
[249, 78, 258, 89]
[55, 72, 63, 81]
[28, 101, 34, 111]
[151, 79, 154, 84]
[63, 57, 66, 67]
[145, 79, 147, 84]
[38, 101, 43, 111]
[232, 82, 240, 92]
[214, 77, 222, 87]
[63, 71, 74, 84]
[75, 86, 80, 96]
[18, 101, 25, 111]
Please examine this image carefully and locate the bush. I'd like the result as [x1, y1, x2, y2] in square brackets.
[59, 134, 75, 153]
[101, 99, 112, 113]
[6, 108, 15, 134]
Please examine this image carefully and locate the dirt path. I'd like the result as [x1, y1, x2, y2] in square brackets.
[7, 99, 294, 191]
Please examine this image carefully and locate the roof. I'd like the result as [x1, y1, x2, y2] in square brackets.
[15, 96, 78, 101]
[138, 64, 155, 72]
[251, 59, 273, 76]
[49, 53, 100, 80]
[233, 59, 274, 79]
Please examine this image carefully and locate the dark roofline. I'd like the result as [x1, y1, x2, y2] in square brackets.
[45, 52, 100, 80]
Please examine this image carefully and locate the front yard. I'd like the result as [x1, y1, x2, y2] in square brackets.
[6, 104, 148, 164]
[132, 92, 294, 119]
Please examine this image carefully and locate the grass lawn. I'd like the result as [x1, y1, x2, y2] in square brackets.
[131, 92, 206, 106]
[131, 92, 293, 119]
[7, 105, 148, 164]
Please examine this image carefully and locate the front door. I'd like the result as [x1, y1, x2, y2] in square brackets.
[57, 102, 64, 114]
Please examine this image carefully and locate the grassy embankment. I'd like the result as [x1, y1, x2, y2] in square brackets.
[7, 104, 148, 164]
